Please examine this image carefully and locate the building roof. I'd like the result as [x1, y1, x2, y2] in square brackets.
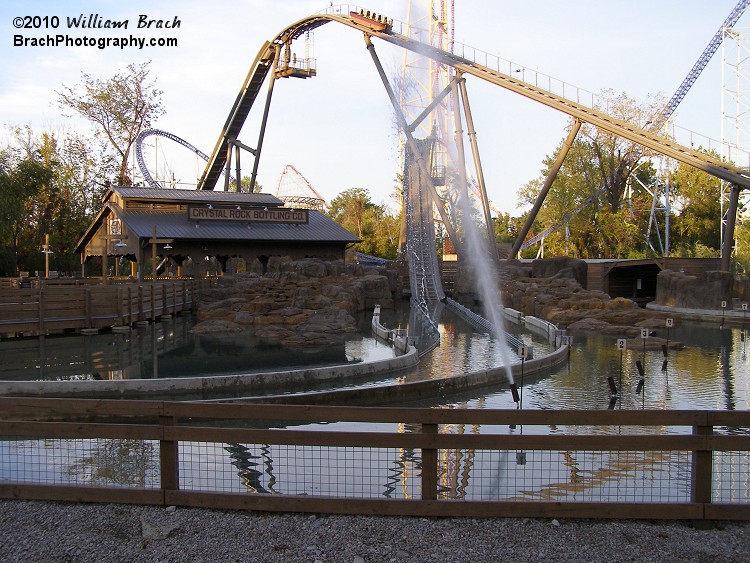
[108, 186, 284, 206]
[115, 208, 360, 243]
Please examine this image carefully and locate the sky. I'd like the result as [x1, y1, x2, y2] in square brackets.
[1, 1, 748, 215]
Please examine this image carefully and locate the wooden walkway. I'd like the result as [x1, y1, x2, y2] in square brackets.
[0, 279, 206, 337]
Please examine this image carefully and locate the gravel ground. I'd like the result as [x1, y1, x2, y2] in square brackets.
[1, 500, 749, 562]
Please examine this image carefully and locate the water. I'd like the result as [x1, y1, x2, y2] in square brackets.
[0, 312, 399, 382]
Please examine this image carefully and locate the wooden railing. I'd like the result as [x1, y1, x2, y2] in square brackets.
[0, 280, 209, 336]
[0, 398, 748, 520]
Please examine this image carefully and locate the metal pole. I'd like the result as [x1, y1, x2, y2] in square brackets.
[511, 120, 581, 257]
[458, 76, 497, 260]
[449, 76, 472, 226]
[224, 141, 233, 191]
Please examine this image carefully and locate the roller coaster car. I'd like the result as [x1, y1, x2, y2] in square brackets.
[349, 10, 392, 33]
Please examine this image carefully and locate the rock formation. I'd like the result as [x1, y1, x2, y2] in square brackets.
[454, 258, 672, 339]
[654, 269, 732, 310]
[191, 257, 401, 348]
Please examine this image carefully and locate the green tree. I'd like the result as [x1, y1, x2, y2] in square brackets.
[0, 156, 53, 275]
[0, 127, 107, 276]
[670, 156, 723, 256]
[328, 188, 399, 259]
[57, 61, 164, 185]
[517, 90, 664, 259]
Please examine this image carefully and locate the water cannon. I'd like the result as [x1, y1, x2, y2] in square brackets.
[509, 383, 520, 403]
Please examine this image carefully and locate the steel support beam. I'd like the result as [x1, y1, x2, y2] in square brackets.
[457, 74, 497, 260]
[249, 45, 281, 192]
[512, 120, 582, 257]
[722, 183, 742, 272]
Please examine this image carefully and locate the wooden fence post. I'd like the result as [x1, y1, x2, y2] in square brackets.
[160, 414, 179, 500]
[421, 423, 438, 501]
[138, 285, 144, 322]
[116, 286, 124, 326]
[691, 424, 713, 511]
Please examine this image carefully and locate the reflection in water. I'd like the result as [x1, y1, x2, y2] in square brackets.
[65, 439, 157, 487]
[0, 313, 399, 382]
[225, 443, 277, 494]
[383, 423, 422, 499]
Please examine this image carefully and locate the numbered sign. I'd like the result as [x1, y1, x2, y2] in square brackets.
[722, 300, 728, 309]
[743, 303, 748, 311]
[641, 328, 649, 339]
[562, 335, 573, 346]
[666, 318, 673, 328]
[617, 338, 627, 351]
[518, 345, 529, 359]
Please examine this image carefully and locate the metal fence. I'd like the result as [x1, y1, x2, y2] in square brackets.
[1, 398, 749, 520]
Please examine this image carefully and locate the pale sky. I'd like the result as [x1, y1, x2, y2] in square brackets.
[1, 1, 747, 215]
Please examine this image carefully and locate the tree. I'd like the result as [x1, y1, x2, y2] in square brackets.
[0, 127, 107, 276]
[670, 156, 723, 256]
[517, 90, 664, 259]
[57, 62, 164, 185]
[0, 156, 53, 275]
[328, 188, 399, 259]
[583, 90, 664, 212]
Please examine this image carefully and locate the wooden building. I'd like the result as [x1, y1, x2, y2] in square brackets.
[75, 187, 360, 279]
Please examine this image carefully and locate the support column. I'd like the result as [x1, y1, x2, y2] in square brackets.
[450, 76, 471, 213]
[458, 75, 497, 260]
[250, 45, 281, 192]
[721, 183, 742, 272]
[511, 120, 582, 257]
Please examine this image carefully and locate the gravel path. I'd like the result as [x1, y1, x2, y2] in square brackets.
[1, 500, 749, 562]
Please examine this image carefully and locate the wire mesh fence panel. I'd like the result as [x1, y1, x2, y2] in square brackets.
[437, 449, 693, 503]
[713, 451, 750, 503]
[0, 437, 160, 488]
[178, 441, 422, 499]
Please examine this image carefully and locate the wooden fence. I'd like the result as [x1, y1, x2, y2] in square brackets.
[0, 280, 206, 337]
[0, 398, 749, 521]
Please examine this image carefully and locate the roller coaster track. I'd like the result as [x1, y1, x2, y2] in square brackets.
[135, 128, 234, 189]
[198, 5, 750, 193]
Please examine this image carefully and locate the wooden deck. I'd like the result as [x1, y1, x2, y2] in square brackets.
[0, 279, 209, 337]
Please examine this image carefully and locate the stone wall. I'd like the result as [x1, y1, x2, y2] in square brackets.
[192, 257, 402, 347]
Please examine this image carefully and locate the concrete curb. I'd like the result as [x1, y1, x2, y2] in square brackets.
[0, 344, 420, 400]
[212, 339, 570, 406]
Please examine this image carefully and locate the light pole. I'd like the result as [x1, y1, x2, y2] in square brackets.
[41, 234, 52, 278]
